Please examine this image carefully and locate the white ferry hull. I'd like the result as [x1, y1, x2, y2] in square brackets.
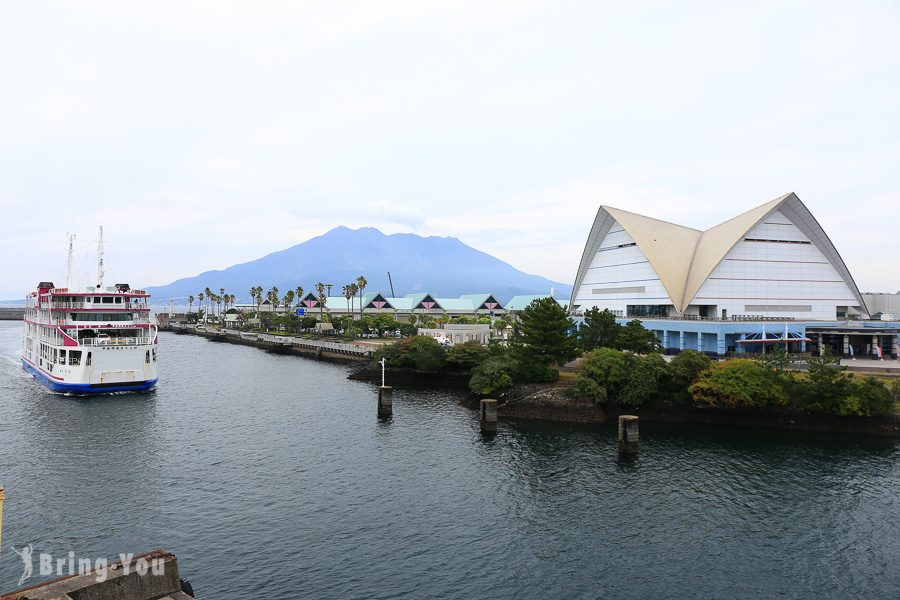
[22, 357, 158, 394]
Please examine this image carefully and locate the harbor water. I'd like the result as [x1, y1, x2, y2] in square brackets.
[1, 321, 898, 598]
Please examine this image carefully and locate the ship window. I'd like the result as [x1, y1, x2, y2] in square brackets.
[86, 352, 92, 366]
[102, 296, 114, 304]
[69, 350, 82, 366]
[59, 350, 66, 364]
[145, 350, 150, 364]
[94, 296, 101, 303]
[152, 348, 157, 362]
[115, 297, 122, 304]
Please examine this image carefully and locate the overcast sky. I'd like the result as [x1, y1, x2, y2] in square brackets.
[1, 1, 898, 300]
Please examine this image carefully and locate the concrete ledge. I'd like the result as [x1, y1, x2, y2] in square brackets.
[0, 550, 191, 600]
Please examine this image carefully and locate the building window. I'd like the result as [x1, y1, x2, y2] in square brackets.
[743, 238, 811, 245]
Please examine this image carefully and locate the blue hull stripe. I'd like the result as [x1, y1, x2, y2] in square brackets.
[22, 360, 157, 394]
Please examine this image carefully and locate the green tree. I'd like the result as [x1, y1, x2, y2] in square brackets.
[802, 351, 851, 413]
[446, 341, 490, 372]
[512, 297, 577, 382]
[343, 285, 353, 321]
[620, 353, 666, 407]
[689, 359, 787, 409]
[375, 336, 446, 372]
[356, 275, 367, 320]
[578, 307, 621, 352]
[187, 294, 194, 315]
[758, 347, 792, 371]
[268, 286, 280, 314]
[663, 350, 713, 406]
[841, 376, 895, 416]
[398, 323, 417, 337]
[315, 282, 326, 322]
[283, 290, 295, 316]
[197, 292, 204, 322]
[617, 319, 661, 354]
[469, 356, 516, 395]
[579, 347, 631, 398]
[564, 376, 608, 404]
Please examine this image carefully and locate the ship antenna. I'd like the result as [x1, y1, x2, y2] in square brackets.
[97, 225, 105, 289]
[66, 233, 76, 289]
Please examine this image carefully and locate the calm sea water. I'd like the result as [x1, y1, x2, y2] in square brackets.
[1, 321, 898, 599]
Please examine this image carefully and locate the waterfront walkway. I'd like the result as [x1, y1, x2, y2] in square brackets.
[169, 324, 375, 359]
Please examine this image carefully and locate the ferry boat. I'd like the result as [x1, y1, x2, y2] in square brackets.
[21, 229, 158, 393]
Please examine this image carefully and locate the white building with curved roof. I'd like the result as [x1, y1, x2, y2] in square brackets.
[570, 193, 868, 321]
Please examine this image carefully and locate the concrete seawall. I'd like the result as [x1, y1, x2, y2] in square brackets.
[0, 308, 24, 320]
[164, 324, 374, 363]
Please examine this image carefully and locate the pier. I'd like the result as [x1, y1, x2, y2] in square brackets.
[164, 323, 375, 361]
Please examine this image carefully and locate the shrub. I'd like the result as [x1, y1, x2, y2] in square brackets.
[800, 353, 852, 413]
[662, 350, 712, 406]
[374, 336, 447, 372]
[469, 356, 516, 395]
[689, 359, 787, 409]
[446, 341, 490, 372]
[578, 348, 665, 406]
[619, 353, 666, 407]
[565, 375, 608, 404]
[840, 377, 895, 416]
[579, 348, 630, 399]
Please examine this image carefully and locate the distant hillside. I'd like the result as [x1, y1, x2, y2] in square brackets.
[144, 227, 571, 305]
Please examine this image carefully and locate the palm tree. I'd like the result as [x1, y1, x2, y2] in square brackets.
[204, 287, 212, 322]
[250, 286, 262, 317]
[343, 285, 352, 319]
[356, 275, 367, 320]
[197, 292, 205, 323]
[284, 290, 295, 316]
[268, 287, 280, 314]
[188, 295, 194, 315]
[347, 283, 359, 321]
[315, 282, 326, 322]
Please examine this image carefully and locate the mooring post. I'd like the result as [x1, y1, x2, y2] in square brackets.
[480, 399, 498, 434]
[618, 415, 639, 456]
[378, 386, 393, 418]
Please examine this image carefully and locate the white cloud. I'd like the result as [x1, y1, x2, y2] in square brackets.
[0, 0, 898, 298]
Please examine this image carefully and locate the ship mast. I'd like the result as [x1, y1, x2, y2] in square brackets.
[66, 233, 76, 289]
[97, 226, 105, 289]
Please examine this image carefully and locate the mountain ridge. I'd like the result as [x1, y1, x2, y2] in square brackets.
[144, 226, 572, 304]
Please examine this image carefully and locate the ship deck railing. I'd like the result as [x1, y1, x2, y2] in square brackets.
[46, 301, 151, 310]
[79, 336, 153, 346]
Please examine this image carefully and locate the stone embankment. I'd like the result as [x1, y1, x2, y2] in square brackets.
[494, 384, 607, 423]
[348, 362, 471, 387]
[164, 323, 374, 362]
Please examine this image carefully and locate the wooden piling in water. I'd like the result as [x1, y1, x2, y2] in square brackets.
[480, 399, 498, 434]
[618, 415, 639, 456]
